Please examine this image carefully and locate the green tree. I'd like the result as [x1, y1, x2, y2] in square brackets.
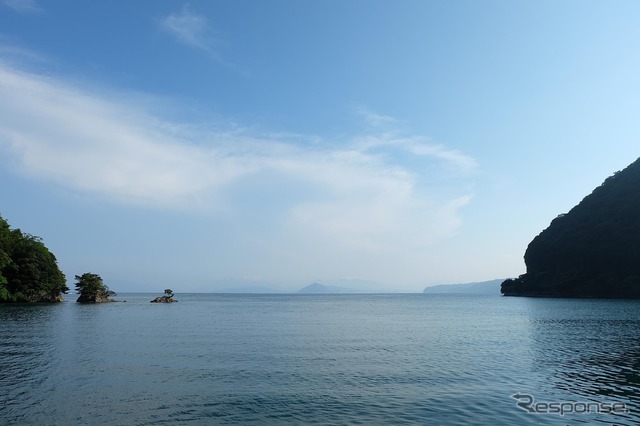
[0, 215, 13, 300]
[164, 288, 174, 298]
[0, 250, 10, 301]
[0, 214, 67, 303]
[75, 273, 115, 303]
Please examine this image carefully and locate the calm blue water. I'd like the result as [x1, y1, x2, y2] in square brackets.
[1, 293, 640, 425]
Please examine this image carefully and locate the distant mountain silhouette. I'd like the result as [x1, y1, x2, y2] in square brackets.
[423, 279, 503, 294]
[298, 283, 348, 294]
[502, 157, 640, 298]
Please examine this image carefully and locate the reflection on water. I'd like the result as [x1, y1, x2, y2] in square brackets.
[523, 299, 640, 422]
[1, 294, 640, 425]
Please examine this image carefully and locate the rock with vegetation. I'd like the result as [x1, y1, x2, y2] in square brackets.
[150, 288, 177, 303]
[0, 214, 68, 303]
[502, 157, 640, 298]
[75, 273, 115, 303]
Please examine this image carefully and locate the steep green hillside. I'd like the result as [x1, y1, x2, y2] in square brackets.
[0, 214, 68, 302]
[502, 158, 640, 298]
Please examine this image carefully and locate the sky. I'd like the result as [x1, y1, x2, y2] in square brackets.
[1, 1, 639, 293]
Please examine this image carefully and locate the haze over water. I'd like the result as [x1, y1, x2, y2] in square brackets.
[1, 294, 639, 425]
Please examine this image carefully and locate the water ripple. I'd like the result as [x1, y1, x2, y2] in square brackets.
[1, 295, 640, 425]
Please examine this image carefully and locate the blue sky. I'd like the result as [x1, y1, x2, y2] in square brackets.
[1, 1, 639, 292]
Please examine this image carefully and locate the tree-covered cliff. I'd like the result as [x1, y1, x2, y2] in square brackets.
[0, 214, 68, 302]
[502, 157, 640, 298]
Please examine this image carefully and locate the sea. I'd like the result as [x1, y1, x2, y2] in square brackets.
[1, 293, 640, 425]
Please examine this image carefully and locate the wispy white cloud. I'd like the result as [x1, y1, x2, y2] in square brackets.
[160, 4, 217, 54]
[0, 43, 49, 65]
[0, 64, 250, 208]
[3, 0, 42, 14]
[354, 105, 400, 127]
[353, 133, 478, 173]
[0, 61, 476, 283]
[353, 105, 477, 172]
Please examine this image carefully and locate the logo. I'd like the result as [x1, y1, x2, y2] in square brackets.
[511, 393, 629, 416]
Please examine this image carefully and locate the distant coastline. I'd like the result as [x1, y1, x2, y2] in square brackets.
[423, 279, 503, 295]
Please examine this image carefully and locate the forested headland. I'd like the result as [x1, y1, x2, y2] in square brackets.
[502, 157, 640, 298]
[0, 214, 68, 303]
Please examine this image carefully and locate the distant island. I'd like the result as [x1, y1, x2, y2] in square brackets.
[423, 279, 504, 294]
[0, 214, 68, 303]
[298, 283, 349, 294]
[297, 280, 394, 293]
[502, 157, 640, 298]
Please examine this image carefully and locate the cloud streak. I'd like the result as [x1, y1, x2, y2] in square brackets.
[0, 65, 248, 208]
[3, 0, 42, 14]
[0, 61, 476, 277]
[355, 105, 400, 128]
[160, 5, 218, 54]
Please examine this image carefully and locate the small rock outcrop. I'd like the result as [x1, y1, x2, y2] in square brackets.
[150, 295, 177, 303]
[150, 289, 177, 303]
[38, 292, 65, 303]
[77, 293, 113, 303]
